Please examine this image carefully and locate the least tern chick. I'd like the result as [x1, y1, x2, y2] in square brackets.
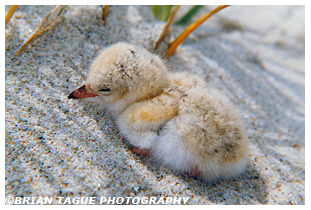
[68, 42, 248, 181]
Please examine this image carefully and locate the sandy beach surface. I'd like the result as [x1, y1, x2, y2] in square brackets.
[5, 5, 304, 204]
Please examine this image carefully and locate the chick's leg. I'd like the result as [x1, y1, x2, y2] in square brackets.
[130, 147, 151, 156]
[185, 165, 200, 176]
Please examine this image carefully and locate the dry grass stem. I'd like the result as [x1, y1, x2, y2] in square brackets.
[167, 5, 230, 57]
[154, 5, 180, 50]
[102, 5, 110, 25]
[17, 5, 67, 55]
[5, 5, 19, 27]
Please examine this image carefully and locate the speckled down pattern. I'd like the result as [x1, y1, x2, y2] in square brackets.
[5, 5, 304, 204]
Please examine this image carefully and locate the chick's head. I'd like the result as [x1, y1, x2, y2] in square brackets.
[85, 43, 169, 103]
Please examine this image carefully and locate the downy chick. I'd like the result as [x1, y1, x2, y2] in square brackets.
[68, 42, 248, 181]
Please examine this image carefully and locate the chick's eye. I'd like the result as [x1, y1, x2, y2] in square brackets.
[99, 88, 111, 92]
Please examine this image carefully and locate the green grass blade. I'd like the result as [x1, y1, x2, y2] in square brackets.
[152, 5, 172, 21]
[175, 5, 204, 25]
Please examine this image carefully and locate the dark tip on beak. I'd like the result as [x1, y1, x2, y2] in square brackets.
[68, 91, 77, 99]
[68, 85, 98, 99]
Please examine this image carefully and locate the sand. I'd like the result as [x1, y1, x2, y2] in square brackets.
[5, 5, 305, 204]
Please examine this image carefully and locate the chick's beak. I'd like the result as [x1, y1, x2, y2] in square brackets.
[68, 85, 98, 99]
